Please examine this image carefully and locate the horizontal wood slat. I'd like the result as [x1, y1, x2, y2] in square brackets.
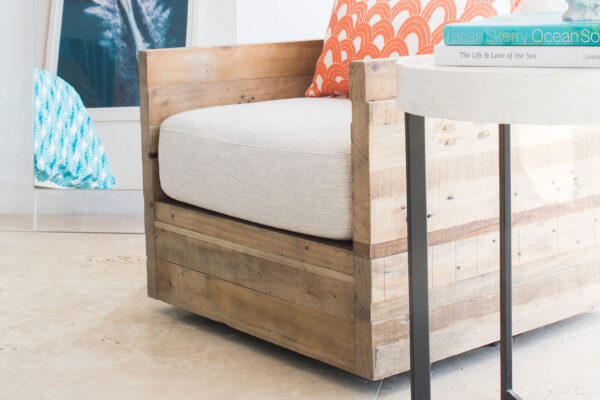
[140, 40, 323, 156]
[155, 201, 354, 277]
[155, 222, 353, 284]
[371, 243, 600, 324]
[156, 260, 357, 372]
[371, 261, 599, 379]
[155, 226, 355, 321]
[143, 40, 323, 88]
[354, 193, 600, 259]
[147, 73, 314, 127]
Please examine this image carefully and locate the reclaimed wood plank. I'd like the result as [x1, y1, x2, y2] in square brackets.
[155, 201, 354, 277]
[156, 260, 357, 372]
[155, 227, 355, 321]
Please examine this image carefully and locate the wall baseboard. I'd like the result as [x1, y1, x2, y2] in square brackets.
[35, 214, 144, 233]
[35, 189, 144, 215]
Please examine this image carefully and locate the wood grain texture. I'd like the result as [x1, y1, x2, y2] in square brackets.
[155, 221, 353, 284]
[352, 132, 600, 259]
[372, 260, 600, 379]
[350, 60, 405, 258]
[140, 156, 159, 298]
[350, 59, 405, 379]
[350, 59, 398, 103]
[143, 41, 324, 88]
[147, 73, 315, 126]
[140, 40, 323, 155]
[156, 260, 357, 373]
[348, 60, 600, 260]
[354, 193, 600, 260]
[139, 51, 166, 298]
[372, 240, 600, 324]
[349, 57, 600, 379]
[155, 227, 355, 321]
[154, 200, 353, 277]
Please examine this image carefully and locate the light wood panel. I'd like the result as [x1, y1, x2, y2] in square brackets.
[154, 201, 353, 276]
[350, 59, 405, 259]
[146, 73, 314, 127]
[353, 257, 381, 378]
[156, 260, 357, 373]
[350, 57, 600, 259]
[371, 242, 600, 325]
[349, 57, 600, 379]
[354, 192, 600, 261]
[139, 52, 166, 298]
[155, 226, 355, 321]
[143, 41, 324, 88]
[350, 59, 398, 103]
[372, 261, 600, 379]
[352, 134, 600, 259]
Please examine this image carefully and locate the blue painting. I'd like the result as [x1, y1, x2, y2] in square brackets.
[57, 0, 188, 108]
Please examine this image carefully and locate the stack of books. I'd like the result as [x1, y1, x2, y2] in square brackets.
[435, 12, 600, 68]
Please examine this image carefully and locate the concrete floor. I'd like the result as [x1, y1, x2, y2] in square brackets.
[0, 231, 598, 399]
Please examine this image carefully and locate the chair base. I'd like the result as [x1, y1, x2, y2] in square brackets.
[148, 199, 600, 380]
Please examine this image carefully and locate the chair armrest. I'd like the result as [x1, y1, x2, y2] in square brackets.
[349, 59, 405, 259]
[139, 40, 323, 157]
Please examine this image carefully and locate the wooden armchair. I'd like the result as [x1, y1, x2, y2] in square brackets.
[139, 41, 600, 380]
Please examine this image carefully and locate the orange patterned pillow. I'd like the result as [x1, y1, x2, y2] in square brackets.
[306, 0, 522, 97]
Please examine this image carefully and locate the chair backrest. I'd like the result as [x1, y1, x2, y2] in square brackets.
[139, 40, 323, 158]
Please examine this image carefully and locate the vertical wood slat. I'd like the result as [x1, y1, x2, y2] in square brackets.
[350, 59, 405, 259]
[154, 226, 355, 321]
[154, 201, 354, 276]
[349, 58, 405, 379]
[139, 51, 165, 298]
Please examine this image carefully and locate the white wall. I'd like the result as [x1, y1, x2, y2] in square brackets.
[236, 0, 332, 44]
[0, 1, 35, 220]
[520, 0, 567, 12]
[34, 0, 51, 68]
[194, 0, 237, 46]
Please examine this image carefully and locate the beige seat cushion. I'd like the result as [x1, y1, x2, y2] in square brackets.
[158, 97, 352, 240]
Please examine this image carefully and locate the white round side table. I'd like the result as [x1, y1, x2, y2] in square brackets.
[396, 55, 600, 400]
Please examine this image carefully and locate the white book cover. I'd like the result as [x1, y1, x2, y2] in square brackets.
[435, 44, 600, 68]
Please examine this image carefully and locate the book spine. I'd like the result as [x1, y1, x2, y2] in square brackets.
[443, 25, 600, 46]
[434, 46, 600, 68]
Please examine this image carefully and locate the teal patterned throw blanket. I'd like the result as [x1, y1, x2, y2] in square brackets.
[34, 69, 115, 189]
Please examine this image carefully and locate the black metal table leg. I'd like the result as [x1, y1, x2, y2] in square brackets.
[499, 124, 523, 400]
[405, 113, 432, 400]
[403, 119, 523, 400]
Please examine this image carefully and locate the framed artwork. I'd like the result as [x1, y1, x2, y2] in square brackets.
[45, 0, 196, 121]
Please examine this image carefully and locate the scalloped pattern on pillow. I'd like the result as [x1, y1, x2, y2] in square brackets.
[306, 0, 522, 97]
